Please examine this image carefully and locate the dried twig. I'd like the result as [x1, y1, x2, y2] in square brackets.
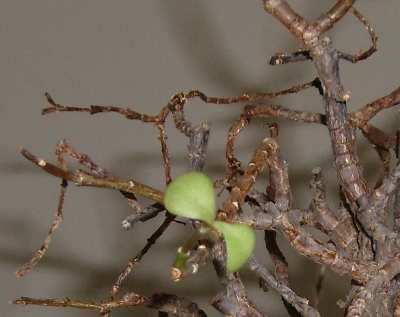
[19, 148, 164, 203]
[12, 292, 208, 317]
[15, 179, 67, 277]
[249, 256, 321, 317]
[106, 214, 176, 304]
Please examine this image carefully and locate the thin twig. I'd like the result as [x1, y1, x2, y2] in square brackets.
[20, 148, 164, 204]
[15, 180, 67, 277]
[248, 256, 321, 317]
[338, 7, 378, 63]
[350, 86, 400, 127]
[107, 214, 176, 303]
[12, 292, 208, 317]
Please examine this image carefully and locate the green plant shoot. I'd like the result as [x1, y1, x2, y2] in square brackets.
[164, 172, 216, 224]
[164, 172, 256, 272]
[212, 221, 256, 272]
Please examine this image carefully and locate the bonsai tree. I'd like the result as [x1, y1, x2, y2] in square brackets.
[11, 1, 400, 316]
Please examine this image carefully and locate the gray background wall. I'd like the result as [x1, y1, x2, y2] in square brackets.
[2, 1, 400, 317]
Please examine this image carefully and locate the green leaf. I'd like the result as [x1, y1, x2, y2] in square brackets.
[213, 221, 256, 272]
[164, 172, 216, 224]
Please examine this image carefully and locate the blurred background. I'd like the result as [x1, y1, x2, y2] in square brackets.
[2, 1, 400, 316]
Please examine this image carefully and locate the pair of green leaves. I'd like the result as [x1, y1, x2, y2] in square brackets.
[164, 172, 255, 272]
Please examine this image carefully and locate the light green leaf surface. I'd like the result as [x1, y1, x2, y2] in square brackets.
[213, 221, 256, 272]
[164, 172, 216, 224]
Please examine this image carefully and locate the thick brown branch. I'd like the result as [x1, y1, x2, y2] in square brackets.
[246, 103, 324, 124]
[313, 0, 357, 34]
[306, 167, 359, 257]
[242, 206, 375, 283]
[222, 137, 282, 220]
[262, 0, 309, 39]
[356, 165, 400, 262]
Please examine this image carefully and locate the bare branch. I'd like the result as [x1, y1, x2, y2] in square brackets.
[313, 0, 357, 34]
[43, 92, 162, 122]
[264, 230, 302, 317]
[361, 123, 395, 187]
[20, 148, 164, 204]
[350, 86, 400, 126]
[356, 164, 400, 262]
[157, 122, 172, 185]
[211, 242, 265, 317]
[262, 0, 309, 39]
[394, 118, 400, 234]
[222, 137, 285, 220]
[122, 203, 164, 230]
[270, 51, 311, 65]
[107, 214, 175, 302]
[188, 124, 210, 172]
[249, 256, 321, 317]
[306, 167, 359, 257]
[12, 292, 208, 317]
[278, 210, 374, 283]
[338, 7, 378, 63]
[265, 136, 292, 212]
[240, 204, 375, 284]
[15, 180, 67, 277]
